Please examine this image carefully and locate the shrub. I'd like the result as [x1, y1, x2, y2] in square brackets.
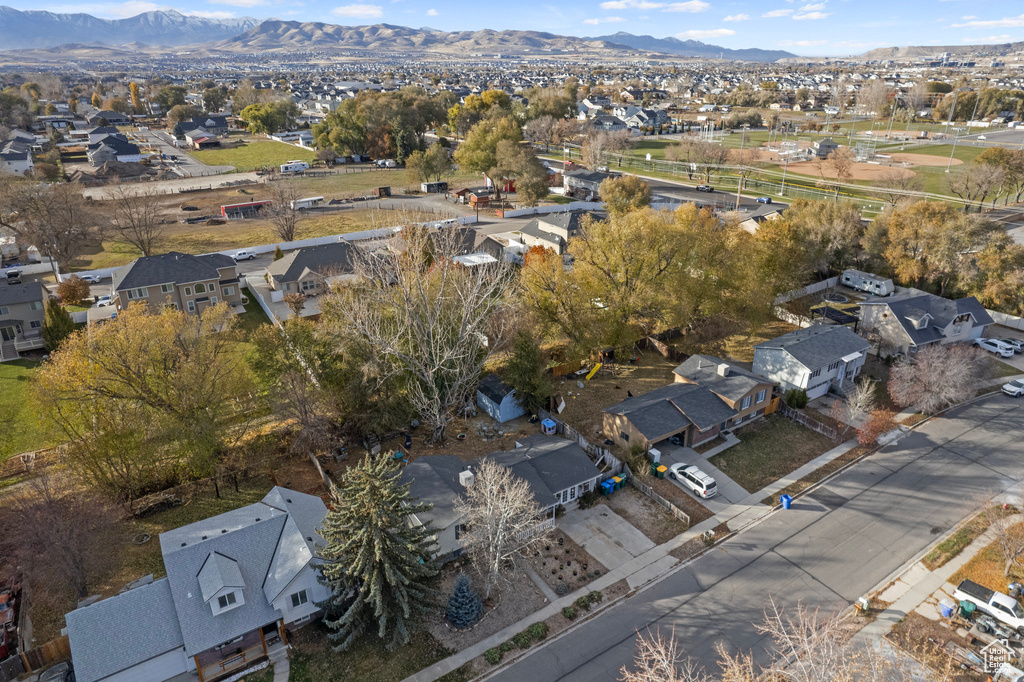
[446, 573, 484, 629]
[513, 631, 533, 649]
[528, 622, 549, 640]
[554, 503, 566, 517]
[500, 640, 514, 652]
[588, 590, 603, 605]
[484, 648, 502, 665]
[785, 388, 809, 409]
[575, 595, 592, 611]
[555, 582, 570, 596]
[578, 489, 599, 509]
[562, 605, 579, 620]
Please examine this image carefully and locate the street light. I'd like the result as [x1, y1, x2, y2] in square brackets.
[779, 155, 790, 196]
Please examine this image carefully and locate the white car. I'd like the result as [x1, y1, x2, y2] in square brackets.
[667, 463, 718, 499]
[979, 135, 987, 140]
[232, 250, 256, 261]
[1003, 379, 1024, 398]
[976, 338, 1016, 358]
[79, 274, 102, 284]
[93, 295, 113, 307]
[997, 338, 1024, 353]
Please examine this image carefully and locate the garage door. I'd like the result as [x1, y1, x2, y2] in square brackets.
[102, 647, 190, 682]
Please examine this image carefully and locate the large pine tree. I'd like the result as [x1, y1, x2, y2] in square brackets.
[41, 300, 75, 352]
[317, 455, 439, 650]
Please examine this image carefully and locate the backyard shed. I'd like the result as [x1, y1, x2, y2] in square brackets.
[476, 374, 526, 423]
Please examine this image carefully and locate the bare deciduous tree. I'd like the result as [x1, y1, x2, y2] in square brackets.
[947, 162, 1004, 212]
[320, 225, 513, 442]
[829, 379, 876, 438]
[820, 147, 855, 202]
[888, 344, 987, 414]
[874, 169, 925, 206]
[523, 115, 556, 151]
[453, 458, 552, 599]
[106, 182, 165, 256]
[620, 628, 710, 682]
[266, 183, 304, 242]
[993, 511, 1024, 576]
[283, 292, 307, 316]
[667, 137, 730, 183]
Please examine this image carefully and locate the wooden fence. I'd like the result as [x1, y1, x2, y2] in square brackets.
[778, 403, 841, 441]
[20, 635, 70, 673]
[537, 409, 624, 476]
[624, 464, 691, 528]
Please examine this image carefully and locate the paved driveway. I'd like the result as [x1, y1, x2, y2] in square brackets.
[492, 395, 1024, 681]
[559, 506, 655, 571]
[657, 442, 750, 513]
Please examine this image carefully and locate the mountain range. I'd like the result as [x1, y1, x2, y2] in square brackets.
[0, 6, 259, 49]
[584, 32, 796, 62]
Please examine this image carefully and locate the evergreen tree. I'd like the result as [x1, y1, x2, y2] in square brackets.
[502, 329, 550, 415]
[273, 245, 284, 261]
[42, 300, 75, 352]
[446, 573, 483, 629]
[317, 455, 439, 650]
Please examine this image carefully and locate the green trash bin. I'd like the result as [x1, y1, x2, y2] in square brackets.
[959, 600, 976, 618]
[650, 463, 660, 477]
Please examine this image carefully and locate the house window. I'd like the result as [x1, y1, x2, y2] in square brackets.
[30, 320, 41, 329]
[218, 592, 237, 609]
[827, 361, 841, 372]
[209, 284, 217, 294]
[0, 306, 7, 316]
[161, 284, 174, 293]
[620, 432, 629, 443]
[194, 283, 206, 294]
[809, 368, 822, 379]
[126, 287, 148, 300]
[756, 389, 767, 404]
[29, 300, 43, 311]
[952, 324, 963, 335]
[290, 590, 308, 609]
[187, 300, 196, 313]
[455, 523, 468, 540]
[740, 396, 751, 410]
[222, 286, 235, 296]
[184, 287, 192, 296]
[301, 280, 316, 291]
[211, 297, 218, 305]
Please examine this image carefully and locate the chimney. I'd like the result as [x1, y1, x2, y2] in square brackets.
[717, 363, 730, 377]
[459, 469, 475, 488]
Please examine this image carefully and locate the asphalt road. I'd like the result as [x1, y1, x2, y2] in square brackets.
[492, 395, 1024, 681]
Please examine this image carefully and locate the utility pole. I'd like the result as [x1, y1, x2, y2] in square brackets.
[780, 155, 790, 196]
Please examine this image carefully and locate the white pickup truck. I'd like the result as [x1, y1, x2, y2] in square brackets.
[954, 579, 1024, 635]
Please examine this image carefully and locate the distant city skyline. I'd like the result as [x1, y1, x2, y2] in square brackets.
[9, 0, 1024, 56]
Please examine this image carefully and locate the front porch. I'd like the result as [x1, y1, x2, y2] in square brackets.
[193, 621, 287, 682]
[0, 325, 43, 362]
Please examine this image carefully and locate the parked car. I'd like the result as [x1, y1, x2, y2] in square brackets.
[5, 269, 21, 284]
[695, 185, 714, 193]
[1003, 379, 1024, 398]
[976, 338, 1016, 358]
[996, 338, 1024, 353]
[232, 250, 256, 261]
[953, 579, 1024, 635]
[79, 274, 102, 284]
[667, 463, 718, 499]
[93, 295, 113, 308]
[756, 196, 772, 204]
[978, 135, 987, 140]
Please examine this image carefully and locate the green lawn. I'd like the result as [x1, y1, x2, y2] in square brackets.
[900, 143, 988, 164]
[709, 414, 838, 494]
[190, 141, 317, 172]
[0, 359, 49, 458]
[236, 287, 272, 336]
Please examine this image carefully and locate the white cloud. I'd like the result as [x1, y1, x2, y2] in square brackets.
[209, 0, 267, 6]
[964, 34, 1012, 42]
[332, 3, 383, 17]
[426, 7, 437, 14]
[599, 0, 664, 9]
[584, 15, 625, 24]
[187, 9, 236, 17]
[953, 14, 1024, 28]
[793, 11, 830, 19]
[779, 39, 827, 46]
[676, 27, 735, 38]
[762, 8, 793, 17]
[663, 0, 710, 12]
[799, 2, 825, 9]
[961, 15, 976, 19]
[723, 13, 748, 21]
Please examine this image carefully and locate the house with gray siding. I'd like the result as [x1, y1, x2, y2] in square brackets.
[265, 241, 357, 301]
[0, 281, 46, 361]
[401, 435, 603, 561]
[111, 252, 241, 315]
[752, 324, 871, 400]
[66, 487, 328, 682]
[858, 291, 993, 358]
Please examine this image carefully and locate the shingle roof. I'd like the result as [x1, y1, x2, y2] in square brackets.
[605, 382, 737, 436]
[197, 552, 245, 603]
[860, 292, 994, 347]
[112, 252, 235, 291]
[401, 455, 468, 530]
[673, 355, 768, 403]
[537, 211, 593, 233]
[265, 242, 356, 284]
[0, 281, 44, 307]
[478, 373, 514, 404]
[66, 578, 184, 682]
[754, 324, 871, 371]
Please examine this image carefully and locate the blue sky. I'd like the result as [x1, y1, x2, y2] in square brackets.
[20, 0, 1024, 56]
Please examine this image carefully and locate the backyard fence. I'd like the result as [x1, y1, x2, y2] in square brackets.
[623, 463, 692, 528]
[19, 635, 70, 674]
[0, 656, 24, 682]
[777, 403, 841, 441]
[537, 408, 624, 477]
[774, 276, 841, 305]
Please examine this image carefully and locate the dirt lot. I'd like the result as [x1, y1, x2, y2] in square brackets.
[427, 561, 547, 653]
[887, 612, 984, 681]
[890, 152, 965, 167]
[597, 486, 689, 544]
[381, 414, 540, 464]
[677, 318, 801, 365]
[525, 529, 607, 596]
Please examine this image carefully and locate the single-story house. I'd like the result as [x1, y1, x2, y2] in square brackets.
[66, 488, 328, 682]
[401, 435, 603, 561]
[858, 291, 993, 357]
[86, 110, 130, 126]
[752, 324, 871, 400]
[603, 357, 774, 451]
[87, 126, 120, 144]
[265, 241, 357, 299]
[175, 116, 230, 139]
[476, 374, 527, 423]
[563, 169, 617, 197]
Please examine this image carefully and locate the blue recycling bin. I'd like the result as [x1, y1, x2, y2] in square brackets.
[780, 494, 793, 509]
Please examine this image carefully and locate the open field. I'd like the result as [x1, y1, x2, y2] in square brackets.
[189, 140, 317, 172]
[0, 358, 48, 457]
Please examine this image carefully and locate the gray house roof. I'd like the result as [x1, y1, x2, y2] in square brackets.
[0, 281, 45, 307]
[860, 292, 994, 347]
[537, 211, 593, 234]
[265, 241, 356, 285]
[754, 324, 871, 371]
[66, 578, 184, 682]
[673, 355, 768, 403]
[112, 252, 236, 292]
[606, 382, 737, 436]
[197, 552, 245, 603]
[518, 220, 564, 248]
[402, 455, 468, 530]
[478, 373, 514, 404]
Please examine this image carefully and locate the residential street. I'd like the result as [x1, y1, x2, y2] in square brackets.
[490, 395, 1024, 681]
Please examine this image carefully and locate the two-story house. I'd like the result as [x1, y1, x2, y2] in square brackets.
[0, 281, 46, 361]
[87, 135, 141, 166]
[111, 252, 241, 315]
[515, 211, 593, 255]
[603, 357, 774, 451]
[65, 487, 328, 682]
[858, 291, 993, 357]
[752, 324, 871, 400]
